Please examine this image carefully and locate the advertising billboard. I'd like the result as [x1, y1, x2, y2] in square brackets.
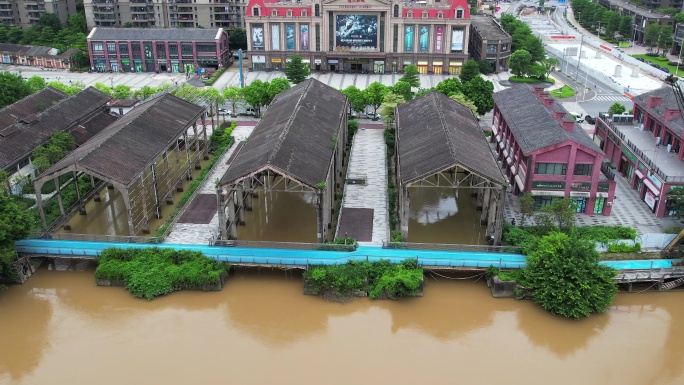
[301, 25, 309, 51]
[451, 29, 464, 52]
[405, 26, 414, 52]
[251, 24, 264, 50]
[286, 24, 295, 51]
[435, 26, 444, 53]
[419, 26, 429, 53]
[271, 24, 280, 51]
[335, 14, 378, 48]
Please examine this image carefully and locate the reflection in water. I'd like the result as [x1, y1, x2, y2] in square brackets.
[408, 186, 487, 244]
[237, 186, 318, 242]
[1, 268, 684, 385]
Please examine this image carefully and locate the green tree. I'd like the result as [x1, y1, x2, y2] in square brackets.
[399, 64, 420, 88]
[379, 92, 406, 125]
[645, 23, 661, 49]
[540, 57, 559, 78]
[229, 28, 247, 50]
[666, 186, 684, 217]
[659, 7, 677, 15]
[540, 197, 578, 231]
[222, 85, 244, 117]
[509, 49, 533, 77]
[435, 77, 463, 97]
[608, 102, 626, 115]
[47, 81, 84, 96]
[619, 16, 633, 40]
[449, 93, 477, 115]
[362, 81, 389, 116]
[459, 59, 481, 83]
[341, 85, 367, 116]
[391, 81, 414, 101]
[522, 232, 618, 318]
[71, 50, 89, 68]
[112, 85, 132, 99]
[93, 82, 114, 96]
[123, 22, 134, 28]
[658, 26, 674, 55]
[529, 63, 547, 80]
[266, 77, 291, 104]
[25, 76, 47, 93]
[243, 79, 270, 115]
[67, 13, 87, 34]
[0, 170, 10, 196]
[519, 193, 535, 226]
[676, 12, 684, 24]
[0, 194, 37, 279]
[36, 12, 62, 33]
[284, 55, 310, 84]
[462, 76, 494, 116]
[0, 71, 32, 108]
[478, 60, 493, 74]
[520, 35, 546, 62]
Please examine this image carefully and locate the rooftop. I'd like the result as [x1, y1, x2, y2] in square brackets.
[0, 43, 56, 56]
[220, 78, 347, 188]
[0, 87, 112, 171]
[493, 86, 602, 155]
[396, 91, 506, 185]
[601, 0, 672, 20]
[632, 87, 684, 137]
[470, 15, 511, 41]
[87, 28, 225, 42]
[42, 94, 205, 187]
[599, 114, 684, 183]
[0, 87, 68, 132]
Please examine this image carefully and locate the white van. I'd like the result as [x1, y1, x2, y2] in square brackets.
[569, 112, 584, 123]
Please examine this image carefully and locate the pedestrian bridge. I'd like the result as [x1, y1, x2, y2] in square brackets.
[14, 239, 681, 271]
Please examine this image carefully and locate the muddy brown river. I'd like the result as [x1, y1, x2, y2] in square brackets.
[1, 265, 684, 385]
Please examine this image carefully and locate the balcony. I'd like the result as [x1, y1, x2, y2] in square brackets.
[598, 113, 684, 183]
[177, 6, 193, 13]
[0, 12, 12, 19]
[25, 5, 45, 10]
[94, 14, 116, 20]
[93, 6, 115, 13]
[130, 6, 153, 13]
[91, 0, 113, 3]
[130, 0, 152, 3]
[27, 12, 42, 19]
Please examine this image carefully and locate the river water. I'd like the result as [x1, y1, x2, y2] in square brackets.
[1, 265, 684, 385]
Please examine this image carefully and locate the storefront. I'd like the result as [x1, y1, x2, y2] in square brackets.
[134, 59, 143, 72]
[344, 58, 370, 73]
[93, 56, 106, 71]
[314, 59, 322, 71]
[373, 60, 385, 74]
[271, 57, 281, 71]
[183, 63, 195, 74]
[171, 61, 180, 73]
[417, 61, 428, 74]
[432, 61, 443, 74]
[449, 61, 461, 75]
[145, 59, 155, 72]
[252, 55, 266, 71]
[110, 60, 119, 72]
[121, 59, 130, 72]
[328, 59, 339, 72]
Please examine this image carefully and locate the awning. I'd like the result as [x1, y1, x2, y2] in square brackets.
[449, 62, 462, 66]
[514, 175, 525, 190]
[329, 59, 339, 63]
[301, 59, 310, 63]
[506, 156, 513, 165]
[635, 169, 645, 179]
[509, 165, 516, 174]
[433, 61, 443, 65]
[530, 190, 566, 197]
[502, 149, 509, 158]
[498, 141, 505, 149]
[642, 177, 660, 196]
[570, 191, 591, 197]
[271, 58, 282, 63]
[495, 134, 501, 142]
[417, 61, 428, 65]
[597, 192, 609, 198]
[491, 124, 498, 136]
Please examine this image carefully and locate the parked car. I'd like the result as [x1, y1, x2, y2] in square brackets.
[569, 111, 584, 123]
[218, 108, 232, 115]
[349, 111, 358, 119]
[636, 57, 645, 62]
[584, 115, 596, 125]
[366, 112, 382, 120]
[661, 67, 670, 73]
[238, 107, 258, 117]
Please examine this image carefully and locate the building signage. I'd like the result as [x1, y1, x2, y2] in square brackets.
[404, 26, 414, 52]
[300, 25, 310, 51]
[340, 5, 372, 8]
[271, 25, 281, 51]
[645, 190, 657, 210]
[532, 181, 565, 190]
[252, 55, 266, 63]
[335, 15, 378, 48]
[419, 26, 429, 53]
[638, 161, 647, 172]
[451, 29, 464, 52]
[286, 24, 295, 51]
[435, 26, 444, 53]
[251, 24, 264, 51]
[570, 182, 592, 191]
[598, 183, 610, 191]
[647, 170, 662, 188]
[621, 144, 637, 164]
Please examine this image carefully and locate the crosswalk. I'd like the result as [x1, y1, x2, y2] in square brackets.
[592, 95, 632, 102]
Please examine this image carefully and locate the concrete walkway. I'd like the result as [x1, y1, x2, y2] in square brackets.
[163, 125, 255, 245]
[338, 128, 389, 245]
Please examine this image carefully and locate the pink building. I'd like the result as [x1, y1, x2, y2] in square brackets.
[595, 87, 684, 217]
[492, 86, 616, 215]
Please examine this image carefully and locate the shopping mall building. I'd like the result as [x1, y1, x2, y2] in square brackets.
[245, 0, 472, 74]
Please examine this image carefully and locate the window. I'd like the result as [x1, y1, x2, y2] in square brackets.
[107, 43, 116, 54]
[456, 9, 463, 18]
[422, 11, 428, 19]
[301, 10, 306, 16]
[286, 9, 292, 16]
[92, 42, 104, 51]
[393, 24, 398, 52]
[393, 4, 399, 17]
[272, 10, 277, 16]
[534, 162, 567, 175]
[118, 43, 129, 55]
[407, 11, 413, 18]
[169, 43, 178, 57]
[252, 6, 259, 16]
[438, 11, 443, 18]
[197, 43, 215, 52]
[156, 42, 166, 58]
[315, 4, 320, 17]
[534, 196, 557, 209]
[501, 43, 508, 51]
[487, 44, 497, 53]
[181, 43, 193, 57]
[574, 164, 593, 176]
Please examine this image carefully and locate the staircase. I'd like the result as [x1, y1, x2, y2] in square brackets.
[659, 276, 684, 291]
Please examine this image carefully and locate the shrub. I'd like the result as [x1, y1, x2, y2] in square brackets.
[607, 242, 641, 253]
[204, 68, 226, 86]
[502, 226, 539, 255]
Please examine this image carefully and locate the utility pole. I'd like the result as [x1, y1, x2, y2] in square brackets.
[576, 34, 584, 82]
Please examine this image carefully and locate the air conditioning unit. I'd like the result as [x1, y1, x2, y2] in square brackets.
[656, 137, 661, 146]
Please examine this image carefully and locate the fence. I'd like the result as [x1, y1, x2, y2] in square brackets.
[27, 232, 162, 244]
[213, 239, 357, 251]
[382, 241, 523, 254]
[546, 45, 625, 94]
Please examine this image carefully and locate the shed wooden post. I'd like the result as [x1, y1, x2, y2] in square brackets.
[217, 187, 227, 240]
[494, 187, 505, 246]
[54, 177, 65, 216]
[35, 179, 47, 231]
[236, 183, 245, 225]
[480, 186, 491, 225]
[227, 190, 238, 240]
[316, 189, 324, 243]
[122, 189, 136, 236]
[400, 185, 410, 241]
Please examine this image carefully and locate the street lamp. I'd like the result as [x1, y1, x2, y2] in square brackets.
[597, 21, 601, 40]
[676, 42, 683, 77]
[110, 77, 114, 89]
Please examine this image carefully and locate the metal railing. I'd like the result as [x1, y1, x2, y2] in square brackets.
[213, 239, 357, 251]
[382, 241, 523, 254]
[27, 232, 162, 244]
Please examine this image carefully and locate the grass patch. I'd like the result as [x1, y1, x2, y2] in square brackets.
[550, 85, 576, 98]
[304, 259, 423, 301]
[95, 247, 231, 300]
[632, 54, 676, 74]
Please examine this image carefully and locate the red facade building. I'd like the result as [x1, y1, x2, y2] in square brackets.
[492, 86, 616, 215]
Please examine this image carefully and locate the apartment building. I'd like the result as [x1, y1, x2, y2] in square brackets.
[85, 0, 247, 31]
[492, 86, 617, 215]
[0, 0, 77, 28]
[597, 0, 675, 44]
[468, 15, 510, 73]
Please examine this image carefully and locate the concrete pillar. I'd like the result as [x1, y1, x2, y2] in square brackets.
[35, 180, 47, 231]
[54, 177, 64, 216]
[480, 187, 492, 224]
[227, 191, 238, 239]
[151, 165, 162, 217]
[236, 184, 245, 225]
[486, 190, 498, 236]
[614, 65, 622, 77]
[193, 123, 201, 169]
[73, 171, 86, 215]
[245, 179, 254, 211]
[494, 188, 505, 246]
[139, 175, 150, 234]
[92, 175, 100, 202]
[400, 186, 410, 240]
[631, 66, 640, 77]
[217, 187, 227, 240]
[122, 188, 136, 236]
[316, 189, 324, 243]
[183, 132, 192, 180]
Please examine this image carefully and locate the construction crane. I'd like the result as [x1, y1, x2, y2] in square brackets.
[661, 75, 684, 258]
